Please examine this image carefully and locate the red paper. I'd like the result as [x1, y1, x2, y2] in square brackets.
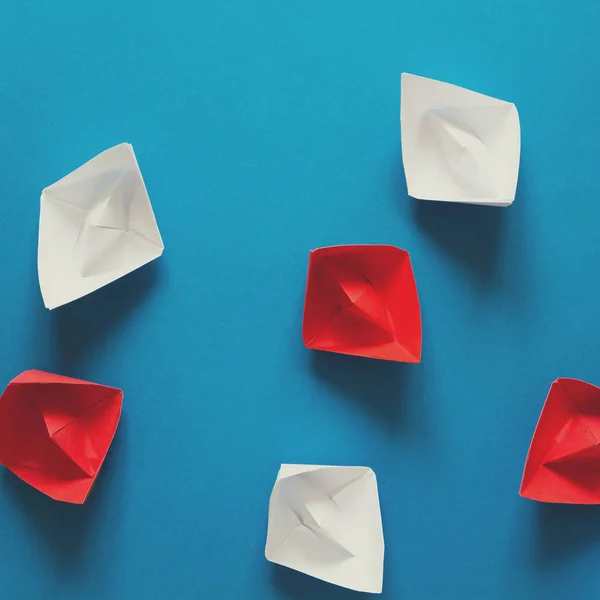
[520, 378, 600, 504]
[0, 370, 123, 504]
[302, 245, 422, 362]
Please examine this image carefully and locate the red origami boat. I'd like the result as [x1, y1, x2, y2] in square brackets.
[520, 378, 600, 503]
[0, 370, 123, 504]
[302, 245, 422, 362]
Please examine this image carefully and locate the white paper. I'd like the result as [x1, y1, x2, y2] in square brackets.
[38, 143, 164, 309]
[265, 464, 384, 593]
[400, 73, 520, 207]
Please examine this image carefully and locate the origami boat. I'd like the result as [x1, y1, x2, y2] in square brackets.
[0, 370, 123, 503]
[265, 464, 384, 593]
[302, 245, 422, 362]
[401, 73, 521, 206]
[520, 378, 600, 503]
[38, 143, 164, 309]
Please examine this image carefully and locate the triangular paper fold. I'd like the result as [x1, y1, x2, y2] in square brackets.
[302, 245, 421, 362]
[0, 370, 123, 503]
[265, 464, 385, 593]
[400, 73, 520, 206]
[520, 378, 600, 503]
[542, 418, 598, 466]
[38, 143, 164, 309]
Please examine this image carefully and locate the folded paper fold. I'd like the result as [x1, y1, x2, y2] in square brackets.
[0, 370, 123, 504]
[520, 378, 600, 503]
[38, 143, 164, 309]
[265, 464, 384, 593]
[302, 245, 421, 362]
[400, 73, 520, 206]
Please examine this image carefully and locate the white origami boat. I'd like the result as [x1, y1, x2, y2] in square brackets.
[401, 73, 520, 207]
[38, 143, 164, 309]
[265, 464, 384, 593]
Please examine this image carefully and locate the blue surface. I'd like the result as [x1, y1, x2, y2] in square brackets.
[1, 1, 600, 598]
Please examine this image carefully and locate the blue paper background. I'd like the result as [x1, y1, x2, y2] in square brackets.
[1, 1, 600, 598]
